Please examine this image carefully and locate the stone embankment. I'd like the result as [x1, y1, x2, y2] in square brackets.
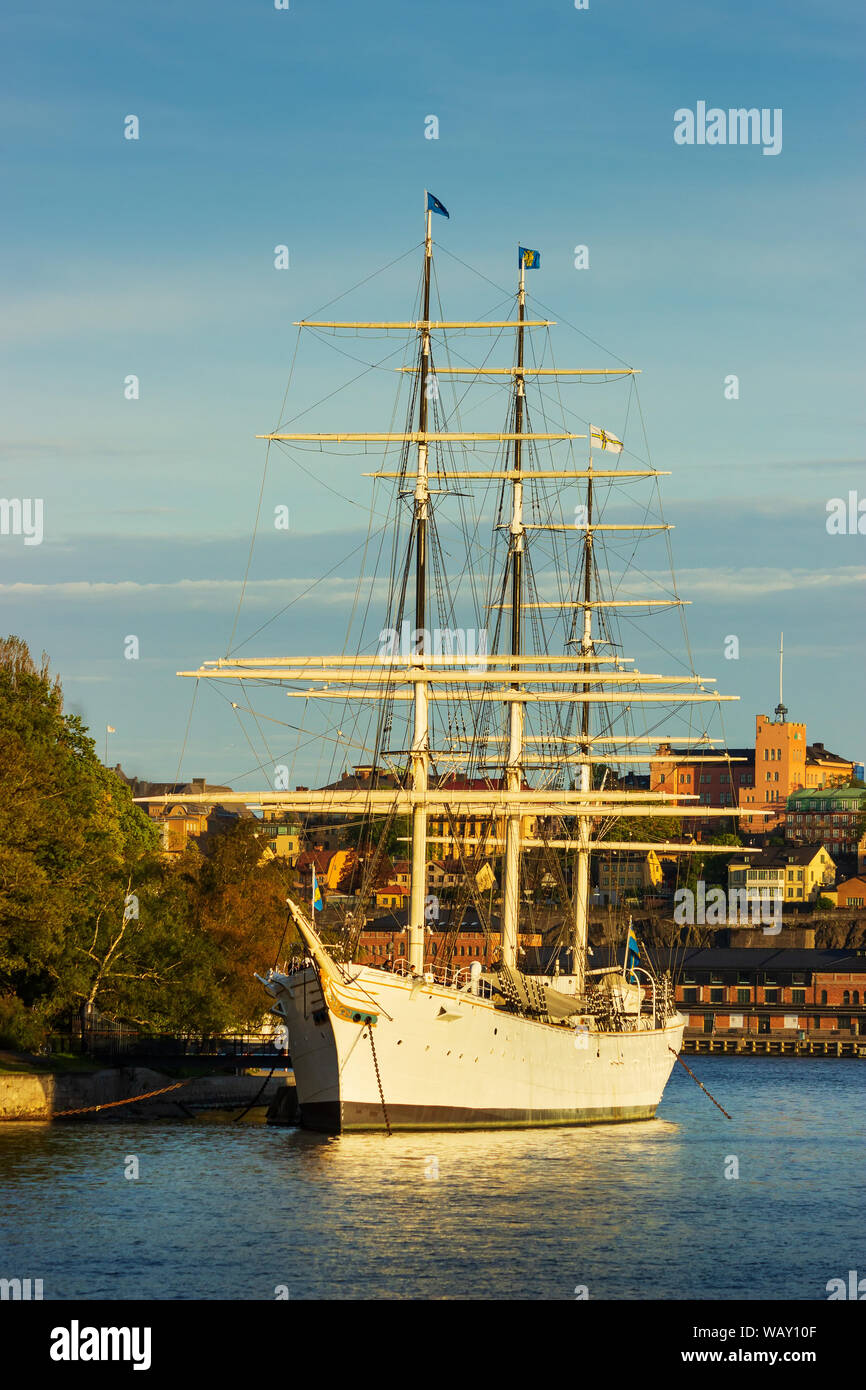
[0, 1067, 294, 1121]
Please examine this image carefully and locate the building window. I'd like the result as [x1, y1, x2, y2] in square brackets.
[821, 990, 827, 1005]
[682, 987, 699, 1003]
[710, 989, 724, 1004]
[764, 989, 778, 1004]
[737, 988, 751, 1004]
[791, 989, 806, 1005]
[843, 991, 850, 1006]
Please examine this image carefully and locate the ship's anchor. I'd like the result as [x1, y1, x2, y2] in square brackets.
[368, 1027, 392, 1136]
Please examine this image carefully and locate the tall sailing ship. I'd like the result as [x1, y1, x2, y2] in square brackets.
[146, 193, 750, 1132]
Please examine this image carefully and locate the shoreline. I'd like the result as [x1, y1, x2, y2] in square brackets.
[0, 1065, 294, 1123]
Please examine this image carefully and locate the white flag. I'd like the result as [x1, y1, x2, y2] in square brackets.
[106, 725, 116, 733]
[590, 425, 623, 453]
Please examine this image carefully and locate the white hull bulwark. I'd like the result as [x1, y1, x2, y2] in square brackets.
[266, 959, 685, 1133]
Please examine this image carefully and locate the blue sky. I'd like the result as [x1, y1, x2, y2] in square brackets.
[1, 0, 864, 788]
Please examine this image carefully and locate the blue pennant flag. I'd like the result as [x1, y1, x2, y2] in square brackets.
[427, 192, 450, 219]
[519, 247, 541, 269]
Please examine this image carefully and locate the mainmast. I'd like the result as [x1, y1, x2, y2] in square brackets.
[501, 255, 527, 970]
[571, 445, 594, 995]
[407, 198, 434, 974]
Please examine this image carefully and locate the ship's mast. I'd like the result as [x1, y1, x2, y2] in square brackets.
[501, 258, 527, 970]
[571, 443, 594, 994]
[407, 200, 433, 973]
[155, 205, 767, 965]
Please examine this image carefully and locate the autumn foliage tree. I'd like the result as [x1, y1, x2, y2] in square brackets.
[0, 636, 295, 1048]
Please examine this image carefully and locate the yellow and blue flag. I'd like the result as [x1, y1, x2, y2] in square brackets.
[519, 247, 541, 269]
[427, 192, 449, 219]
[312, 865, 323, 912]
[625, 924, 640, 982]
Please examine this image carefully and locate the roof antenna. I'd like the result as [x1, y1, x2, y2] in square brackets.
[775, 631, 788, 723]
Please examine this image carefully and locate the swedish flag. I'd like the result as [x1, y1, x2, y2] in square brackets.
[625, 924, 640, 983]
[519, 247, 541, 269]
[427, 192, 449, 219]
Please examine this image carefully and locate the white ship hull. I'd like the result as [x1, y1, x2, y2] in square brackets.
[268, 962, 685, 1133]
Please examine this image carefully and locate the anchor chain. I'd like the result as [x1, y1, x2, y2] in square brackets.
[367, 1027, 392, 1136]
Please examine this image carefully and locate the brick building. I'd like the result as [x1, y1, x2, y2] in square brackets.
[666, 948, 866, 1038]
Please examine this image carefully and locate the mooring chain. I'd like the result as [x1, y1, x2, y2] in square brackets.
[669, 1047, 732, 1120]
[367, 1027, 392, 1136]
[54, 1079, 191, 1118]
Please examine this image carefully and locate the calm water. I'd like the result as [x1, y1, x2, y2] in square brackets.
[1, 1058, 863, 1300]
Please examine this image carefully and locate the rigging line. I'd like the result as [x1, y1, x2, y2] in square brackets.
[230, 700, 275, 783]
[278, 334, 413, 429]
[330, 336, 411, 786]
[632, 379, 696, 674]
[436, 244, 635, 369]
[208, 696, 380, 773]
[226, 318, 305, 657]
[298, 241, 423, 322]
[228, 523, 390, 652]
[172, 679, 200, 788]
[271, 442, 394, 519]
[227, 440, 273, 657]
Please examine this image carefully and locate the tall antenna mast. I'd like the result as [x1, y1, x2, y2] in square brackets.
[775, 630, 787, 722]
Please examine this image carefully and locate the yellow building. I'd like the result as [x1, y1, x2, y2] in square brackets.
[148, 803, 210, 857]
[597, 850, 663, 901]
[259, 820, 301, 866]
[803, 742, 855, 789]
[728, 844, 836, 904]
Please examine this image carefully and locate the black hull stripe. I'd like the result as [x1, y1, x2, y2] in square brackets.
[300, 1100, 657, 1134]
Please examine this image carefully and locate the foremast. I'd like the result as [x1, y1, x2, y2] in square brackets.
[408, 200, 434, 974]
[502, 258, 527, 971]
[572, 446, 594, 995]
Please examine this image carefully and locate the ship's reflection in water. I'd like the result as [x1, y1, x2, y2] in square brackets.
[1, 1059, 862, 1300]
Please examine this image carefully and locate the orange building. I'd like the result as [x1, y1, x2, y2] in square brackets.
[739, 713, 808, 833]
[836, 877, 866, 909]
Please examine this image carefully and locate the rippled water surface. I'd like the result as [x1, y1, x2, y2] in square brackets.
[1, 1059, 863, 1299]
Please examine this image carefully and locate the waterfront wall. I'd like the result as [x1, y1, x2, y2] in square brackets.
[0, 1068, 291, 1121]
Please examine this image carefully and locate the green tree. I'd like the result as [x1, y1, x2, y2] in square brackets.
[0, 636, 161, 1034]
[194, 819, 293, 1030]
